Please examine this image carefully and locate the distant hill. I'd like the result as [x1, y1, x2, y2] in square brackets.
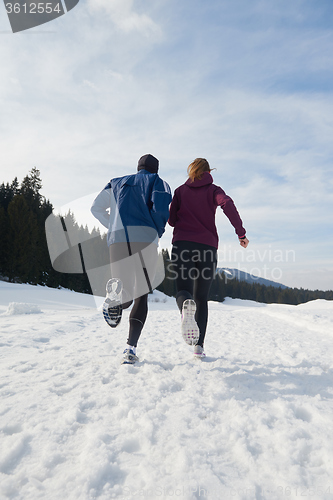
[217, 268, 288, 289]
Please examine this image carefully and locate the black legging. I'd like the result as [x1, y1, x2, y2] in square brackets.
[122, 294, 148, 348]
[170, 241, 217, 347]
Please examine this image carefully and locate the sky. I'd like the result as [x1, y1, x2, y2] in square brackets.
[0, 0, 333, 290]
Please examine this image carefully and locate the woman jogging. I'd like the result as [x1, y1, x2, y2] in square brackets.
[168, 158, 249, 358]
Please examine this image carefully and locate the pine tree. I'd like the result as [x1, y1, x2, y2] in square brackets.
[0, 206, 9, 275]
[7, 195, 40, 283]
[0, 178, 19, 211]
[20, 167, 43, 211]
[38, 197, 54, 285]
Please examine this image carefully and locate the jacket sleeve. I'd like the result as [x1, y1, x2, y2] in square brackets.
[215, 187, 246, 238]
[168, 189, 180, 227]
[91, 184, 111, 229]
[150, 177, 172, 237]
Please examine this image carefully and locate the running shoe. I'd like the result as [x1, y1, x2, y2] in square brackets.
[181, 299, 199, 345]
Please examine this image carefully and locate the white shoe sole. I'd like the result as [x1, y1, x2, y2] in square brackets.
[121, 351, 139, 365]
[194, 353, 206, 359]
[181, 299, 199, 346]
[106, 278, 122, 300]
[103, 278, 123, 328]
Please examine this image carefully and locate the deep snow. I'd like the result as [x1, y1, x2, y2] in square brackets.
[1, 282, 333, 500]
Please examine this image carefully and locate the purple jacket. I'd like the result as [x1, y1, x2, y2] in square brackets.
[168, 172, 246, 249]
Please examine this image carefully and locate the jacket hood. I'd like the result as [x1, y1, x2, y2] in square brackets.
[185, 171, 213, 188]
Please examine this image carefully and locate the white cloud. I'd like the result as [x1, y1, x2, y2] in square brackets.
[86, 0, 162, 37]
[82, 79, 99, 91]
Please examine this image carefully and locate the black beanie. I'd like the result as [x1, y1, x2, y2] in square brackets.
[137, 154, 159, 174]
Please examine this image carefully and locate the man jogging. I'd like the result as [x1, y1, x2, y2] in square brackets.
[91, 154, 172, 364]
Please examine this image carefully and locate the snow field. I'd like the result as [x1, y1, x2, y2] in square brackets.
[1, 283, 333, 499]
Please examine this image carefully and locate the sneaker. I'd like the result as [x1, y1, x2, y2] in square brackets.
[102, 278, 123, 328]
[194, 345, 206, 358]
[181, 299, 199, 345]
[121, 348, 139, 365]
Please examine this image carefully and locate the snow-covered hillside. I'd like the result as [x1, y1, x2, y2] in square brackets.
[1, 282, 333, 500]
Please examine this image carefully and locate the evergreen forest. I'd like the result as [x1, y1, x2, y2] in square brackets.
[0, 168, 92, 293]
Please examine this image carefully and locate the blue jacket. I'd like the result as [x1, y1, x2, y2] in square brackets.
[91, 170, 172, 246]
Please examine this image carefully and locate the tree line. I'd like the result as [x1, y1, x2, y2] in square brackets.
[1, 169, 332, 305]
[0, 168, 92, 293]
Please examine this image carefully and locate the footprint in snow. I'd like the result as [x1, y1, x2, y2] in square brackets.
[0, 433, 32, 475]
[33, 337, 50, 343]
[293, 406, 312, 422]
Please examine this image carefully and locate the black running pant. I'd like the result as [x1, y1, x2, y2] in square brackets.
[170, 241, 217, 347]
[124, 294, 148, 348]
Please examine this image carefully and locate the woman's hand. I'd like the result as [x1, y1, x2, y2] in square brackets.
[239, 237, 249, 248]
